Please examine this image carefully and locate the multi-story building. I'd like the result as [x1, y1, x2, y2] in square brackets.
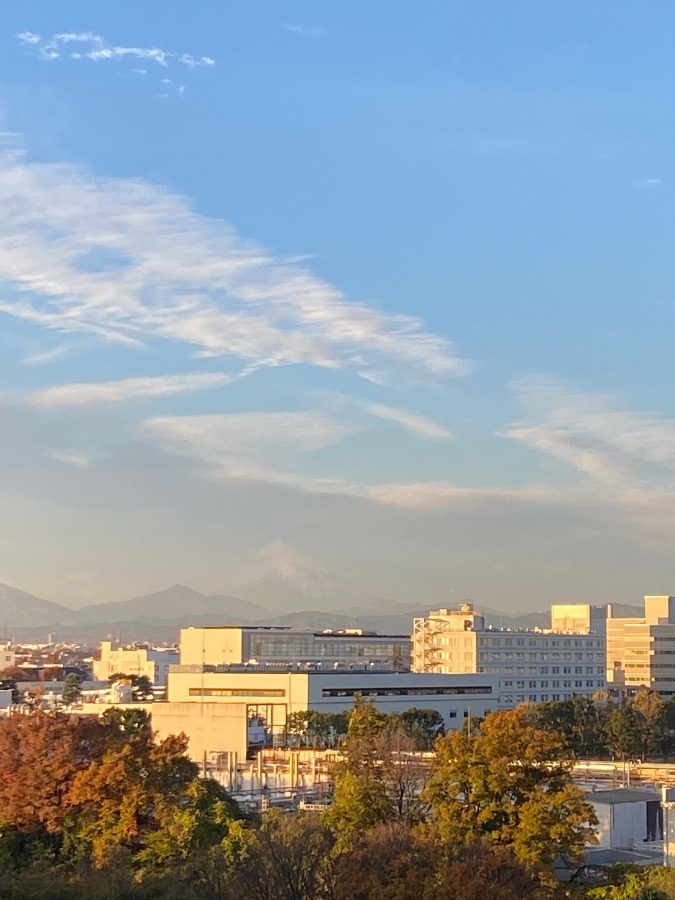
[179, 626, 411, 671]
[94, 641, 179, 686]
[0, 642, 15, 671]
[607, 595, 675, 695]
[412, 603, 606, 705]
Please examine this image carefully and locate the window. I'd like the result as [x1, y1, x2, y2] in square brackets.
[189, 688, 285, 697]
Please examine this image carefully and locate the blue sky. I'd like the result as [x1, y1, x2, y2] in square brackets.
[0, 1, 674, 611]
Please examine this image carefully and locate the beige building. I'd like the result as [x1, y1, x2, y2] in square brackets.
[412, 603, 606, 705]
[551, 604, 611, 635]
[94, 641, 179, 686]
[179, 626, 411, 671]
[0, 642, 15, 671]
[80, 668, 499, 764]
[607, 596, 675, 695]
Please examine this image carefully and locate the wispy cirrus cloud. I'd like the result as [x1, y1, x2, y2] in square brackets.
[16, 31, 215, 68]
[138, 411, 363, 494]
[0, 150, 466, 380]
[367, 481, 574, 510]
[27, 372, 240, 408]
[503, 378, 675, 492]
[366, 403, 453, 440]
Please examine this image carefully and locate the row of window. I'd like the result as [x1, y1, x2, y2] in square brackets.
[189, 688, 286, 697]
[478, 666, 604, 676]
[320, 685, 493, 698]
[481, 637, 601, 648]
[502, 679, 600, 689]
[502, 693, 581, 704]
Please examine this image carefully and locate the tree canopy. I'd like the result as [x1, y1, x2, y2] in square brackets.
[424, 706, 597, 874]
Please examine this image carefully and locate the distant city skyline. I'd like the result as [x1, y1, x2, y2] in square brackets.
[0, 2, 674, 612]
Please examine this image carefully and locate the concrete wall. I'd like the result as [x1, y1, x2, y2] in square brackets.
[150, 701, 249, 762]
[179, 628, 244, 667]
[590, 800, 650, 850]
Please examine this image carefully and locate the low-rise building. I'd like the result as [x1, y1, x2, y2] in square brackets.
[0, 642, 15, 671]
[588, 789, 662, 849]
[94, 641, 179, 686]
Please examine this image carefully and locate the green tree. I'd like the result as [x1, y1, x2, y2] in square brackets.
[423, 706, 597, 876]
[398, 707, 445, 750]
[228, 810, 335, 900]
[68, 729, 198, 865]
[136, 777, 243, 874]
[631, 689, 665, 761]
[62, 673, 83, 705]
[606, 705, 641, 761]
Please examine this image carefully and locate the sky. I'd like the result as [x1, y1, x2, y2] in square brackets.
[0, 1, 674, 613]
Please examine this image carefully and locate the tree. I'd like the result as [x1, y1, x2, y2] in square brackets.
[606, 705, 641, 761]
[62, 672, 83, 705]
[132, 675, 153, 700]
[424, 706, 597, 876]
[68, 729, 198, 865]
[228, 810, 335, 900]
[323, 700, 430, 844]
[136, 777, 243, 875]
[334, 829, 562, 900]
[0, 710, 108, 835]
[398, 707, 445, 750]
[632, 689, 665, 761]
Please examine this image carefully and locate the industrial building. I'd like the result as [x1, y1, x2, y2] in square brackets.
[412, 603, 606, 704]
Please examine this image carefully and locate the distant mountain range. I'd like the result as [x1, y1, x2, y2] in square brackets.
[0, 542, 645, 643]
[0, 580, 645, 645]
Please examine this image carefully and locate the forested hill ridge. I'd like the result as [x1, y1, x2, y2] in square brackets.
[0, 581, 642, 643]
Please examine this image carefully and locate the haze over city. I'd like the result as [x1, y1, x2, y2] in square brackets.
[1, 2, 674, 613]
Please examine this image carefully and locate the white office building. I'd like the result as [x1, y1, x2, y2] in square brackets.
[412, 603, 606, 705]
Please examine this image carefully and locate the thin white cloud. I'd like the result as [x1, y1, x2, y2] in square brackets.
[49, 449, 92, 468]
[27, 372, 238, 408]
[504, 378, 675, 492]
[0, 149, 466, 379]
[368, 481, 575, 510]
[138, 411, 362, 494]
[16, 31, 41, 45]
[16, 31, 215, 69]
[643, 178, 663, 186]
[21, 342, 75, 365]
[366, 403, 453, 440]
[284, 24, 328, 38]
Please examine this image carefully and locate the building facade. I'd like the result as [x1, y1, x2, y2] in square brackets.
[0, 642, 15, 671]
[166, 666, 499, 742]
[412, 603, 606, 705]
[607, 596, 675, 695]
[179, 626, 411, 671]
[94, 641, 179, 686]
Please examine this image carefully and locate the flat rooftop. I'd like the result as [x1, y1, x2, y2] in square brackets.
[587, 789, 660, 805]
